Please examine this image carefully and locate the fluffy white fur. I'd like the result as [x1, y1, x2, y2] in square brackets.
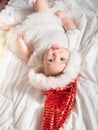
[28, 50, 81, 90]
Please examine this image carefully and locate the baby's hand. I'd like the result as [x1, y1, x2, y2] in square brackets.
[17, 35, 32, 60]
[55, 10, 66, 20]
[17, 35, 28, 55]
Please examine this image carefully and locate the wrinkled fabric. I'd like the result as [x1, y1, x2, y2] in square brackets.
[0, 0, 34, 26]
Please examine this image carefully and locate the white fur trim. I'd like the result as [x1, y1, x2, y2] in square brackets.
[28, 51, 81, 90]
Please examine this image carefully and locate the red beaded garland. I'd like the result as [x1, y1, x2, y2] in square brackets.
[42, 80, 77, 130]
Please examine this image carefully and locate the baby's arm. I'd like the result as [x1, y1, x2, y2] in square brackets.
[55, 11, 77, 30]
[17, 35, 32, 60]
[55, 11, 81, 50]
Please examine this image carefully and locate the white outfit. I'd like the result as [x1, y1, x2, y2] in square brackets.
[6, 10, 81, 59]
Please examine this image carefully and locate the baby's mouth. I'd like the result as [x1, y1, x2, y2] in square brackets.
[52, 47, 59, 50]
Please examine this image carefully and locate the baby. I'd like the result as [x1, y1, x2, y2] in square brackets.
[0, 0, 81, 79]
[0, 0, 80, 77]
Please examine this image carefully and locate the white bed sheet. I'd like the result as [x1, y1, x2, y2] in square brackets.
[0, 0, 98, 130]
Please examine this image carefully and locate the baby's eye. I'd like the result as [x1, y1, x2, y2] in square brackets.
[48, 58, 54, 62]
[60, 57, 66, 61]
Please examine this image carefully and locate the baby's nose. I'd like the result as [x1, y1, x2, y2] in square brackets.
[53, 53, 55, 56]
[52, 51, 59, 56]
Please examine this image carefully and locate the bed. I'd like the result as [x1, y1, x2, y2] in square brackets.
[0, 0, 98, 130]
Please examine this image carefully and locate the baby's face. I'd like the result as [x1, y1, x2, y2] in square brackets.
[43, 44, 70, 76]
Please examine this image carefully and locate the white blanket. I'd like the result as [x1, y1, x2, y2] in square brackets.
[0, 0, 98, 130]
